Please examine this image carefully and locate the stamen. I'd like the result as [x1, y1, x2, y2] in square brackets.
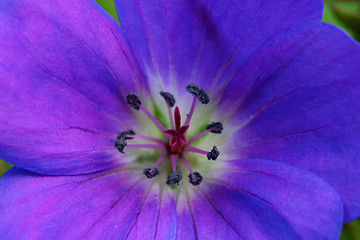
[115, 129, 136, 153]
[188, 172, 203, 186]
[135, 135, 164, 144]
[206, 122, 223, 134]
[122, 85, 220, 186]
[170, 155, 177, 172]
[117, 129, 135, 141]
[114, 139, 127, 153]
[160, 91, 176, 129]
[184, 84, 209, 126]
[126, 93, 142, 110]
[127, 93, 167, 132]
[185, 84, 210, 104]
[185, 146, 208, 155]
[184, 96, 197, 126]
[160, 91, 176, 107]
[150, 155, 167, 172]
[185, 146, 220, 161]
[166, 171, 183, 185]
[143, 168, 159, 178]
[180, 156, 196, 180]
[187, 121, 223, 144]
[126, 144, 165, 151]
[207, 146, 220, 160]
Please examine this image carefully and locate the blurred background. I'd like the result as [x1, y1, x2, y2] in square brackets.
[1, 0, 359, 239]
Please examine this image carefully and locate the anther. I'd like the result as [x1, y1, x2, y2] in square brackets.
[117, 129, 136, 141]
[185, 84, 210, 104]
[188, 172, 203, 186]
[114, 139, 127, 153]
[127, 93, 142, 110]
[160, 91, 176, 107]
[143, 168, 160, 178]
[166, 171, 183, 185]
[206, 122, 223, 134]
[207, 146, 220, 160]
[115, 129, 136, 153]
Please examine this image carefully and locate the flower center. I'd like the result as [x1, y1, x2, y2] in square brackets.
[114, 84, 223, 187]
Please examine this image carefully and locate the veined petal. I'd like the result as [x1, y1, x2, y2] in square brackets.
[0, 160, 342, 239]
[0, 0, 149, 174]
[176, 159, 342, 239]
[220, 23, 360, 221]
[0, 166, 177, 240]
[114, 0, 323, 95]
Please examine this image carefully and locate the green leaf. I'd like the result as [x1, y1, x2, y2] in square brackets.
[95, 0, 119, 24]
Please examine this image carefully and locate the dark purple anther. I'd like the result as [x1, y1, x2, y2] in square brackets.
[207, 146, 219, 160]
[127, 93, 142, 110]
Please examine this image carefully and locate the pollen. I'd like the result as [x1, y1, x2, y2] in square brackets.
[166, 172, 183, 185]
[126, 93, 142, 110]
[160, 91, 176, 107]
[185, 84, 210, 104]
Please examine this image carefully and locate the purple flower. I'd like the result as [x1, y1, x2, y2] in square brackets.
[0, 0, 359, 239]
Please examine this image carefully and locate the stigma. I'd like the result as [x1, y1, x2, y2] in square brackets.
[115, 84, 222, 187]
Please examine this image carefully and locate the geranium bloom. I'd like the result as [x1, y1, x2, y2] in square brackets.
[0, 0, 360, 239]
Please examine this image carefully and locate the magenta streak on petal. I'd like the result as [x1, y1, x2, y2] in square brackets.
[206, 177, 275, 207]
[153, 187, 163, 240]
[223, 125, 331, 152]
[80, 178, 145, 239]
[196, 188, 245, 240]
[220, 33, 318, 123]
[185, 190, 199, 240]
[208, 4, 264, 92]
[124, 183, 154, 239]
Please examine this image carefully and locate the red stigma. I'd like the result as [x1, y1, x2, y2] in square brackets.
[164, 106, 189, 149]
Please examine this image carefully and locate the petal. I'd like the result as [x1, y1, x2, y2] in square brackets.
[220, 23, 360, 221]
[176, 159, 343, 239]
[0, 0, 149, 174]
[114, 0, 323, 95]
[0, 166, 177, 239]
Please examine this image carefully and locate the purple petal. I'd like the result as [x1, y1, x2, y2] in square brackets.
[0, 166, 177, 239]
[219, 23, 360, 221]
[176, 159, 342, 239]
[0, 0, 149, 174]
[114, 0, 322, 94]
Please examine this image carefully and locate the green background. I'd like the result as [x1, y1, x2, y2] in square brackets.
[1, 0, 359, 239]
